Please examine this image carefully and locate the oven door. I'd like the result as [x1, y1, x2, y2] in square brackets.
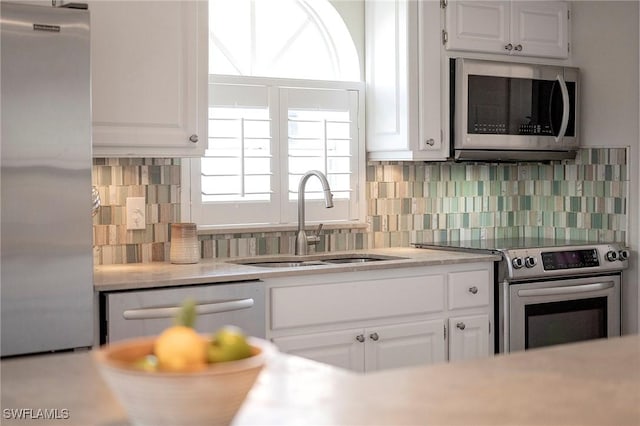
[508, 275, 620, 352]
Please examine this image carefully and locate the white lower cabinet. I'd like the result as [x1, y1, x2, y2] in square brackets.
[364, 320, 446, 372]
[448, 314, 490, 362]
[266, 262, 494, 373]
[273, 328, 364, 372]
[273, 320, 445, 373]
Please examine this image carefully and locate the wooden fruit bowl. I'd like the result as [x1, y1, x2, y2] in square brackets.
[93, 336, 275, 426]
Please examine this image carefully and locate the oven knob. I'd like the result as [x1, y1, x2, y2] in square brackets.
[524, 256, 537, 268]
[512, 257, 525, 269]
[618, 250, 629, 261]
[606, 250, 619, 262]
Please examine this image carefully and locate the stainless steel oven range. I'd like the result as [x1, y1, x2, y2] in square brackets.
[413, 239, 629, 353]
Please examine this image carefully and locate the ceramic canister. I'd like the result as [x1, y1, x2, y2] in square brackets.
[170, 223, 200, 264]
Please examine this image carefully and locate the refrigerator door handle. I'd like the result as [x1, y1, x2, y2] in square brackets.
[122, 298, 255, 320]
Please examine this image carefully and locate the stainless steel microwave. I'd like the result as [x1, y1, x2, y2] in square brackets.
[451, 58, 579, 161]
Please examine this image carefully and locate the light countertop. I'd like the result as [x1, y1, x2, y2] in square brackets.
[1, 335, 638, 425]
[94, 247, 501, 291]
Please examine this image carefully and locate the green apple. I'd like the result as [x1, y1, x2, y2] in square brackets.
[207, 326, 252, 363]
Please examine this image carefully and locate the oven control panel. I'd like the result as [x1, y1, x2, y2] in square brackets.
[503, 243, 629, 281]
[541, 249, 600, 270]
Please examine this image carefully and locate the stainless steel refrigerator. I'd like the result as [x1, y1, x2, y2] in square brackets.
[1, 2, 93, 356]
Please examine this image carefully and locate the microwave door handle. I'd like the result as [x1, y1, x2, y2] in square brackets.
[122, 298, 255, 320]
[554, 74, 570, 142]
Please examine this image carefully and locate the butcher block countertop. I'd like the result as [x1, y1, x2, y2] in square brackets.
[1, 335, 639, 425]
[93, 247, 501, 291]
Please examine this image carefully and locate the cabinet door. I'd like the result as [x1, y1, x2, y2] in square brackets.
[448, 315, 490, 362]
[365, 0, 414, 155]
[364, 320, 445, 372]
[511, 1, 569, 59]
[272, 329, 365, 373]
[445, 1, 511, 54]
[90, 1, 207, 157]
[365, 0, 446, 161]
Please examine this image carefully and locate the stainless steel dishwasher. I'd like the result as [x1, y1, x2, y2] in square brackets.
[100, 280, 265, 343]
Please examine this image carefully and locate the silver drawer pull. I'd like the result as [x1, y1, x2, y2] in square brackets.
[123, 298, 254, 320]
[468, 286, 478, 294]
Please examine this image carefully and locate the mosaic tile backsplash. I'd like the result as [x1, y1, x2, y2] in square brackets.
[92, 148, 627, 265]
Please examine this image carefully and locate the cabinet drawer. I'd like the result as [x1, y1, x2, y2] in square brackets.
[448, 269, 490, 309]
[271, 274, 445, 330]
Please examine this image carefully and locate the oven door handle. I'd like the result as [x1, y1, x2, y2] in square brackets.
[517, 282, 614, 297]
[122, 298, 255, 320]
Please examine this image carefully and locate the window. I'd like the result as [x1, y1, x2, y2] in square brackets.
[187, 0, 364, 227]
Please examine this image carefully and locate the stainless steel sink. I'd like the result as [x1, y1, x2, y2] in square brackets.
[322, 256, 393, 264]
[232, 254, 406, 268]
[240, 260, 327, 268]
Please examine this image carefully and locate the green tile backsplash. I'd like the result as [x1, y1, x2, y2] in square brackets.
[92, 148, 627, 265]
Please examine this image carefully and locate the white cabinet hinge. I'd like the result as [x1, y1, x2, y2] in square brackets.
[442, 29, 448, 45]
[440, 0, 448, 9]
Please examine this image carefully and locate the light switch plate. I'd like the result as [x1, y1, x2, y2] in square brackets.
[126, 197, 146, 230]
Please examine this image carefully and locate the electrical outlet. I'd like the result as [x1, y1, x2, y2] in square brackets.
[126, 197, 146, 230]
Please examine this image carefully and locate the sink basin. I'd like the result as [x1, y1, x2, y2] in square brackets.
[232, 254, 406, 268]
[322, 257, 389, 264]
[240, 260, 327, 268]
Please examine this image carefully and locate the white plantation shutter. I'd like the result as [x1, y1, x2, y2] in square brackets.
[281, 87, 360, 224]
[203, 84, 273, 202]
[190, 76, 363, 226]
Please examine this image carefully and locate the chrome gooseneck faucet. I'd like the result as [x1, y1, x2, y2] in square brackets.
[295, 170, 334, 255]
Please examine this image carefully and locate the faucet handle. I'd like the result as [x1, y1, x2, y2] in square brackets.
[306, 224, 323, 246]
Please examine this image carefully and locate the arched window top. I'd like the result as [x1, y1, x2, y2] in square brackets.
[209, 0, 360, 81]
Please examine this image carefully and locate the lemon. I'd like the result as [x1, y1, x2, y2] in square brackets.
[154, 325, 207, 372]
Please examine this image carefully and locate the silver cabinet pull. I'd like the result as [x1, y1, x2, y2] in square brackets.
[456, 322, 466, 330]
[189, 134, 199, 143]
[356, 334, 365, 343]
[468, 286, 478, 294]
[505, 43, 513, 51]
[123, 298, 254, 320]
[369, 332, 379, 341]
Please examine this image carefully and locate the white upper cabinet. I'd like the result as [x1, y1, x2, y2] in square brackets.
[365, 0, 447, 161]
[90, 1, 207, 157]
[444, 1, 570, 59]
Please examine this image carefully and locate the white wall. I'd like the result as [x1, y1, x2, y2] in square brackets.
[571, 1, 639, 334]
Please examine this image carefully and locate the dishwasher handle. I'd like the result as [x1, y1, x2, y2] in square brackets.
[122, 298, 255, 320]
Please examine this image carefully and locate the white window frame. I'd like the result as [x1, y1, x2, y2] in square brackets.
[182, 74, 365, 229]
